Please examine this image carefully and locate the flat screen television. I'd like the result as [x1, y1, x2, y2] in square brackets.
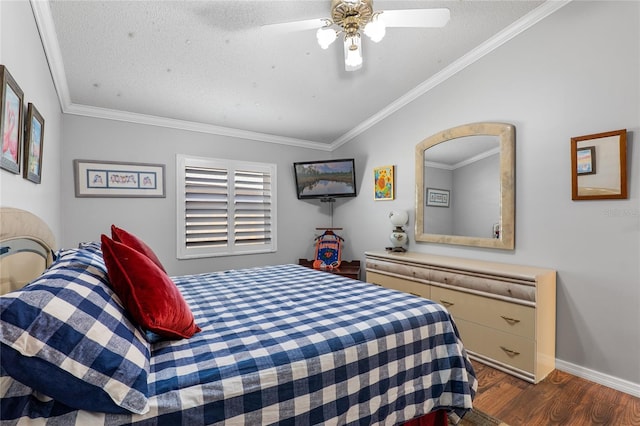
[293, 158, 357, 200]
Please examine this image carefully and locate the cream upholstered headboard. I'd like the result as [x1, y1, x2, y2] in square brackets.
[0, 207, 56, 295]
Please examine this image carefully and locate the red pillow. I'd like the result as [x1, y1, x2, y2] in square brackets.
[101, 235, 201, 340]
[111, 225, 166, 273]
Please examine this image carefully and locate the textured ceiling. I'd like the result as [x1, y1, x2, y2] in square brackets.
[33, 0, 562, 149]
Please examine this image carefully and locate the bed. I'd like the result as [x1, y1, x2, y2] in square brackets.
[0, 207, 477, 425]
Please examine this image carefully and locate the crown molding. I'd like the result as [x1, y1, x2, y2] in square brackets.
[31, 0, 570, 153]
[64, 103, 330, 151]
[30, 0, 72, 110]
[425, 146, 501, 171]
[330, 0, 572, 150]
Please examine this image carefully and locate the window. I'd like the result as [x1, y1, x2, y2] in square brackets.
[177, 155, 277, 259]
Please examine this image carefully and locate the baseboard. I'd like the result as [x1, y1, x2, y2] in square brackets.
[555, 359, 640, 397]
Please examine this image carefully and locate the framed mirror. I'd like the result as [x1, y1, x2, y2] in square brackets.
[415, 122, 515, 249]
[571, 129, 627, 200]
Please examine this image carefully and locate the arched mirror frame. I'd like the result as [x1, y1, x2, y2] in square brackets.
[415, 122, 515, 249]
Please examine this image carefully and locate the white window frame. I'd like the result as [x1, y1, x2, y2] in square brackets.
[176, 154, 277, 259]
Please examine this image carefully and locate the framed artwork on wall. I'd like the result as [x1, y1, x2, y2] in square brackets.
[0, 65, 24, 175]
[74, 159, 166, 198]
[23, 103, 45, 184]
[374, 165, 394, 200]
[571, 129, 627, 200]
[426, 188, 450, 207]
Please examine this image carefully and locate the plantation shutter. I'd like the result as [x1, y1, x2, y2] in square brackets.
[234, 169, 272, 246]
[177, 155, 277, 259]
[184, 165, 229, 249]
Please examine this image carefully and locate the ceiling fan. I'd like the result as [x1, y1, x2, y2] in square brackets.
[262, 0, 450, 71]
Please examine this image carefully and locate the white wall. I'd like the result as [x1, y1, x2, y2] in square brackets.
[60, 115, 331, 276]
[0, 0, 62, 242]
[334, 0, 640, 391]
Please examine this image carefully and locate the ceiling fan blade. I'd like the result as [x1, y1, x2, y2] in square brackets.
[261, 18, 326, 33]
[381, 8, 450, 28]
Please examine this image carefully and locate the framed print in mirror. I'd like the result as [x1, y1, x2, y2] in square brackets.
[571, 129, 627, 200]
[374, 165, 394, 200]
[576, 146, 596, 175]
[0, 65, 24, 174]
[23, 103, 45, 183]
[74, 160, 166, 198]
[426, 188, 450, 207]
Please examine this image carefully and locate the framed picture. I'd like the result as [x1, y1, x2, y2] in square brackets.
[426, 188, 450, 207]
[374, 165, 394, 200]
[571, 129, 627, 200]
[23, 103, 45, 183]
[576, 146, 596, 175]
[0, 65, 24, 174]
[74, 159, 166, 198]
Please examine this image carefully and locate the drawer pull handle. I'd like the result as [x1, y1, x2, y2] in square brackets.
[500, 346, 521, 357]
[439, 299, 454, 308]
[500, 316, 521, 325]
[409, 292, 422, 298]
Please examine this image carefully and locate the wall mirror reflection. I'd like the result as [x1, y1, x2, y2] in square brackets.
[415, 122, 515, 249]
[571, 129, 627, 200]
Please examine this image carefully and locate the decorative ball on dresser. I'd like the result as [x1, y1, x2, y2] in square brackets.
[387, 210, 408, 252]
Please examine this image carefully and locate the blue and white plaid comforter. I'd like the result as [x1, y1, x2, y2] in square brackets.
[2, 263, 476, 425]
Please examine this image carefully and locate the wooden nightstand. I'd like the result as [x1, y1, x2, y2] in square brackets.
[298, 259, 361, 280]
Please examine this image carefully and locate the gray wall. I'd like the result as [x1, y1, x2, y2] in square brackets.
[424, 167, 453, 235]
[453, 154, 500, 238]
[0, 0, 63, 242]
[423, 154, 498, 238]
[3, 0, 639, 395]
[60, 115, 331, 276]
[334, 1, 640, 389]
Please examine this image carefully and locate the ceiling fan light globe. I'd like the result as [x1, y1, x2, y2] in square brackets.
[344, 36, 363, 71]
[345, 53, 363, 70]
[364, 17, 385, 42]
[316, 27, 337, 49]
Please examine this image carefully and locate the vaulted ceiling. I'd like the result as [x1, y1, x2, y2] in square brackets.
[33, 1, 567, 150]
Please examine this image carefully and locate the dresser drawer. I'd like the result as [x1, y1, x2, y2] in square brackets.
[456, 318, 535, 374]
[367, 271, 431, 299]
[431, 286, 534, 339]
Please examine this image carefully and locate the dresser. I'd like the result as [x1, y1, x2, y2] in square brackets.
[365, 251, 556, 384]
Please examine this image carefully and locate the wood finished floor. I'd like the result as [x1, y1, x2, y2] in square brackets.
[471, 362, 640, 426]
